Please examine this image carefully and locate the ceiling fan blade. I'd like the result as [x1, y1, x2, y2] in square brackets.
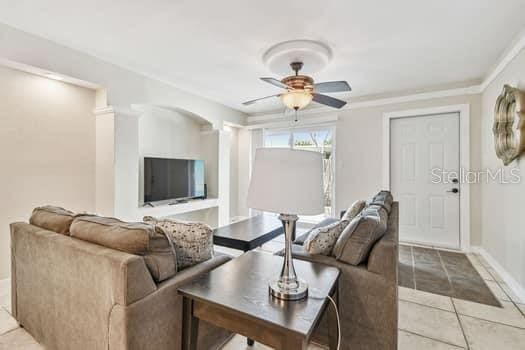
[314, 81, 352, 93]
[312, 93, 347, 109]
[242, 94, 281, 106]
[260, 77, 288, 89]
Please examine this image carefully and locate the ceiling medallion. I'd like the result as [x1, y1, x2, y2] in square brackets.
[262, 40, 332, 75]
[242, 41, 351, 113]
[493, 85, 525, 165]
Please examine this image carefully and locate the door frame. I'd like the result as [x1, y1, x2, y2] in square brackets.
[382, 104, 470, 251]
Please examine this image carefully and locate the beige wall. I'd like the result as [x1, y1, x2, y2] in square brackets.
[0, 66, 96, 278]
[334, 93, 483, 245]
[480, 48, 525, 288]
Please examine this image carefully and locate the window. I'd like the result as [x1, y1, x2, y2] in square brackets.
[263, 126, 335, 221]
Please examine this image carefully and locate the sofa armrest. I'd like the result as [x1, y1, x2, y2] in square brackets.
[157, 253, 232, 291]
[10, 222, 157, 307]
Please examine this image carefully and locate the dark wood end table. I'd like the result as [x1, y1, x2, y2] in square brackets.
[178, 251, 340, 350]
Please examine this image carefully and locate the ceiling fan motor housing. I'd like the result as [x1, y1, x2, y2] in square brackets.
[282, 75, 314, 91]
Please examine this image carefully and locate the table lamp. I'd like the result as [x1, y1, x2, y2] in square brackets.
[247, 148, 324, 300]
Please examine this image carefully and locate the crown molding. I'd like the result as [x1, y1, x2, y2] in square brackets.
[247, 30, 525, 125]
[246, 85, 481, 124]
[480, 29, 525, 92]
[93, 106, 115, 116]
[245, 113, 338, 130]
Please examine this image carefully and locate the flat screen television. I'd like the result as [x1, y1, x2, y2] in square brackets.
[143, 157, 206, 203]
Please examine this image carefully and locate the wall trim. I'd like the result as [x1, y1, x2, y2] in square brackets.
[245, 113, 339, 130]
[93, 106, 115, 116]
[247, 29, 525, 124]
[382, 104, 471, 251]
[471, 246, 525, 304]
[246, 86, 480, 123]
[480, 29, 525, 92]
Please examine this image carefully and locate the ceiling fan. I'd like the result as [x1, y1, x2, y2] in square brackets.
[242, 61, 351, 110]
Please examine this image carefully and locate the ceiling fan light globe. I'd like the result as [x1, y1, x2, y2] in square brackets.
[281, 90, 313, 110]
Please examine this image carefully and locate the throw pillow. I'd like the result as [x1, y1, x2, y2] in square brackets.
[70, 216, 177, 282]
[29, 205, 75, 235]
[144, 216, 214, 270]
[370, 190, 393, 213]
[303, 220, 346, 256]
[333, 206, 388, 265]
[341, 200, 367, 223]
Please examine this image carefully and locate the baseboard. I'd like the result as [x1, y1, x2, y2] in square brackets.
[471, 246, 525, 303]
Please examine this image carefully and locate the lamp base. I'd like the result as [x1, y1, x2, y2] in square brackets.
[269, 278, 308, 301]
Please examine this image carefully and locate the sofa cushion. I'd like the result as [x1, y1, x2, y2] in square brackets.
[294, 218, 339, 246]
[341, 200, 367, 222]
[144, 216, 213, 270]
[70, 216, 177, 282]
[29, 205, 76, 235]
[333, 206, 388, 265]
[370, 190, 393, 213]
[303, 220, 346, 256]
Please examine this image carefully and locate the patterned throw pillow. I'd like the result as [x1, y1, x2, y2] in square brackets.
[144, 216, 214, 270]
[341, 200, 367, 223]
[303, 220, 346, 256]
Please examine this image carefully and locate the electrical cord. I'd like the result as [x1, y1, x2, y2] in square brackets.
[326, 295, 341, 350]
[309, 288, 341, 350]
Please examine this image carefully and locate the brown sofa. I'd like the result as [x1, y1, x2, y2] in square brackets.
[287, 197, 399, 350]
[10, 219, 232, 350]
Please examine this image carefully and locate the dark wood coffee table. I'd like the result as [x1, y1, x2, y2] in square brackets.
[213, 214, 284, 252]
[178, 251, 340, 350]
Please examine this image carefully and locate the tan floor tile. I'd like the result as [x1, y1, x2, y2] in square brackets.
[0, 328, 42, 350]
[485, 267, 504, 283]
[399, 300, 466, 348]
[470, 262, 494, 281]
[484, 281, 510, 301]
[453, 299, 525, 328]
[398, 330, 465, 349]
[0, 309, 18, 336]
[221, 334, 325, 349]
[474, 255, 491, 269]
[499, 283, 524, 304]
[459, 314, 525, 350]
[398, 287, 454, 312]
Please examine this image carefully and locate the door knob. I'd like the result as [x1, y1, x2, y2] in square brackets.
[447, 188, 459, 193]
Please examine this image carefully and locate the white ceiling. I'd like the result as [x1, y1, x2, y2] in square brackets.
[0, 0, 523, 114]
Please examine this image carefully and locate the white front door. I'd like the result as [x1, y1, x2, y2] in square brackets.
[390, 113, 460, 249]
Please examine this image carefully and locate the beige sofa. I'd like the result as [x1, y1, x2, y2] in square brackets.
[287, 194, 399, 350]
[10, 219, 232, 350]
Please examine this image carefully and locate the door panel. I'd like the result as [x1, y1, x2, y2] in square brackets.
[390, 113, 460, 249]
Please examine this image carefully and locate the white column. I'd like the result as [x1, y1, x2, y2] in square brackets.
[94, 109, 115, 216]
[113, 111, 141, 221]
[217, 129, 231, 226]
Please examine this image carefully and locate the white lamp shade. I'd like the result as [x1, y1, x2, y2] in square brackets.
[247, 148, 324, 215]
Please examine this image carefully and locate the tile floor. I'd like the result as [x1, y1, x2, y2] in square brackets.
[0, 250, 524, 349]
[399, 245, 500, 306]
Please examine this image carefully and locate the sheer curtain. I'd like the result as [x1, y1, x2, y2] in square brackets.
[263, 126, 335, 222]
